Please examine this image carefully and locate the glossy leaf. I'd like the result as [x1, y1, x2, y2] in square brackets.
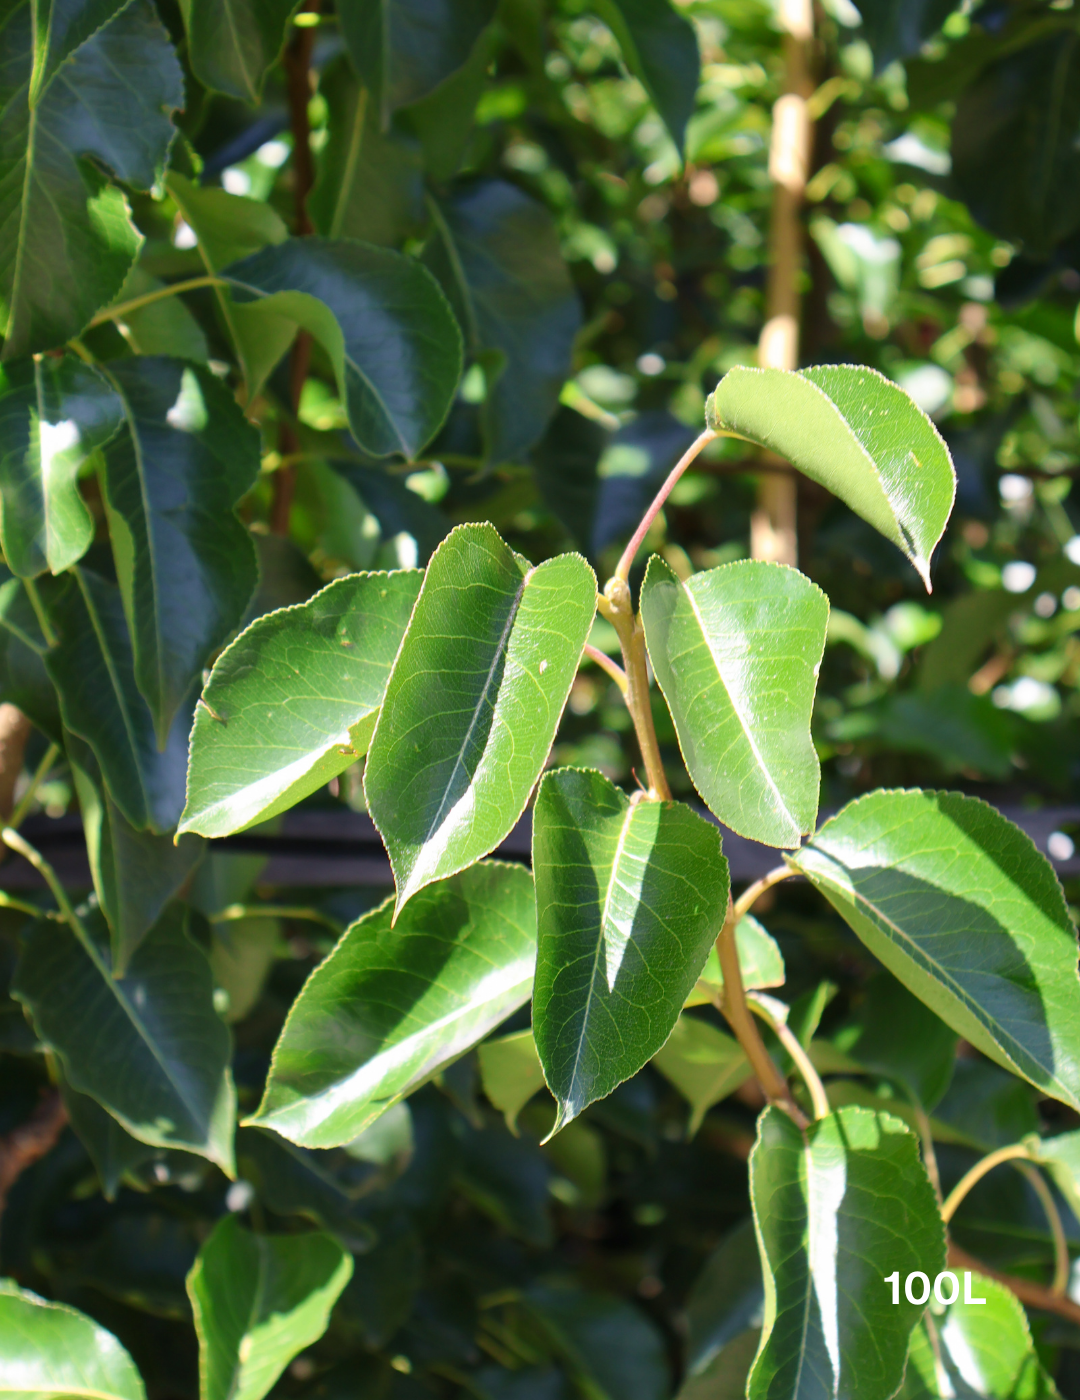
[642, 557, 828, 848]
[652, 1016, 749, 1134]
[0, 0, 183, 357]
[707, 365, 956, 589]
[187, 1215, 352, 1400]
[38, 568, 190, 833]
[0, 356, 122, 577]
[593, 0, 700, 151]
[426, 180, 582, 465]
[532, 767, 729, 1132]
[224, 239, 462, 459]
[749, 1104, 945, 1400]
[790, 790, 1080, 1111]
[96, 357, 261, 743]
[179, 0, 297, 102]
[686, 914, 785, 1007]
[478, 1029, 548, 1132]
[180, 569, 422, 838]
[248, 863, 536, 1147]
[365, 524, 596, 912]
[13, 904, 236, 1171]
[0, 1279, 146, 1400]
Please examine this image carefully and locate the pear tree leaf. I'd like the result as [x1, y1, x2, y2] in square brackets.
[0, 1279, 146, 1400]
[96, 357, 261, 744]
[365, 524, 596, 913]
[0, 355, 122, 577]
[0, 0, 183, 358]
[1026, 1131, 1080, 1229]
[13, 904, 236, 1172]
[749, 1104, 945, 1400]
[234, 1127, 377, 1251]
[789, 790, 1080, 1112]
[834, 972, 958, 1111]
[707, 365, 956, 590]
[652, 1016, 750, 1135]
[187, 1215, 353, 1400]
[686, 915, 785, 1008]
[247, 863, 536, 1148]
[641, 557, 828, 848]
[532, 767, 729, 1132]
[60, 1072, 159, 1201]
[593, 0, 700, 152]
[478, 1029, 549, 1132]
[223, 239, 463, 459]
[179, 0, 299, 102]
[180, 569, 422, 838]
[106, 266, 209, 361]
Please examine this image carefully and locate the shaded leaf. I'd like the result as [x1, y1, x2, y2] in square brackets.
[60, 1073, 158, 1202]
[652, 1015, 749, 1134]
[235, 1127, 377, 1251]
[248, 863, 536, 1148]
[642, 557, 828, 848]
[707, 365, 956, 589]
[179, 0, 298, 102]
[406, 25, 498, 181]
[685, 1220, 764, 1379]
[106, 266, 208, 361]
[187, 1215, 352, 1400]
[210, 917, 280, 1024]
[457, 1125, 553, 1247]
[0, 0, 183, 357]
[749, 1105, 945, 1400]
[834, 972, 957, 1111]
[366, 524, 595, 912]
[335, 1210, 424, 1349]
[686, 914, 785, 1007]
[790, 790, 1080, 1112]
[180, 569, 422, 838]
[532, 767, 729, 1131]
[1027, 1130, 1080, 1230]
[0, 355, 121, 577]
[0, 1279, 145, 1400]
[851, 0, 956, 70]
[478, 1029, 548, 1131]
[224, 238, 462, 459]
[13, 904, 236, 1171]
[525, 1283, 670, 1400]
[593, 0, 700, 151]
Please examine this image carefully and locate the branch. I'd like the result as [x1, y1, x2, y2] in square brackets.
[597, 581, 670, 800]
[0, 1090, 67, 1219]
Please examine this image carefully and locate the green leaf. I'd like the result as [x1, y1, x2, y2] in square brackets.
[224, 238, 463, 459]
[96, 357, 260, 743]
[179, 0, 298, 102]
[0, 1279, 146, 1400]
[641, 557, 828, 848]
[593, 0, 700, 152]
[338, 0, 497, 124]
[1026, 1130, 1080, 1228]
[365, 524, 596, 912]
[38, 568, 190, 833]
[0, 0, 183, 357]
[187, 1215, 353, 1400]
[706, 365, 956, 589]
[234, 1127, 376, 1251]
[180, 569, 421, 838]
[210, 917, 281, 1024]
[833, 972, 957, 1111]
[0, 355, 122, 577]
[426, 181, 582, 465]
[685, 1220, 764, 1379]
[851, 0, 956, 69]
[686, 914, 785, 1007]
[900, 1274, 1060, 1399]
[478, 1029, 548, 1132]
[652, 1016, 750, 1134]
[105, 266, 209, 362]
[68, 730, 204, 974]
[13, 904, 236, 1171]
[406, 25, 497, 181]
[61, 1073, 159, 1201]
[749, 1104, 945, 1400]
[532, 767, 729, 1131]
[789, 790, 1080, 1112]
[525, 1283, 670, 1400]
[248, 862, 536, 1148]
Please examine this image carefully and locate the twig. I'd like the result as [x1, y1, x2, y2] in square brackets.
[87, 276, 223, 327]
[948, 1243, 1080, 1326]
[0, 1090, 67, 1220]
[733, 864, 798, 922]
[1014, 1160, 1070, 1296]
[1, 829, 94, 959]
[941, 1142, 1031, 1223]
[582, 643, 628, 695]
[748, 992, 829, 1120]
[597, 580, 670, 800]
[8, 742, 59, 831]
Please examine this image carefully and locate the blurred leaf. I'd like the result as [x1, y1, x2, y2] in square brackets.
[335, 1211, 423, 1348]
[677, 1331, 760, 1400]
[60, 1074, 158, 1201]
[593, 0, 700, 152]
[532, 767, 729, 1131]
[933, 1060, 1040, 1153]
[248, 863, 536, 1148]
[833, 972, 957, 1111]
[457, 1125, 553, 1247]
[685, 1220, 764, 1378]
[531, 406, 604, 553]
[652, 1015, 749, 1135]
[179, 0, 298, 102]
[187, 1215, 352, 1400]
[592, 411, 695, 556]
[0, 0, 182, 357]
[525, 1283, 670, 1400]
[791, 790, 1080, 1112]
[851, 0, 956, 70]
[478, 1029, 548, 1131]
[0, 1279, 146, 1400]
[180, 569, 421, 838]
[875, 687, 1015, 779]
[1026, 1130, 1080, 1229]
[918, 589, 1016, 692]
[642, 557, 828, 848]
[209, 917, 279, 1023]
[235, 1127, 377, 1251]
[108, 266, 209, 361]
[406, 24, 497, 180]
[366, 524, 595, 912]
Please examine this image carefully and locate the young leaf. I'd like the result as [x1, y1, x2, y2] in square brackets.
[641, 557, 828, 848]
[686, 915, 786, 1007]
[593, 0, 700, 152]
[426, 181, 582, 465]
[365, 524, 596, 913]
[652, 1016, 750, 1135]
[178, 0, 297, 102]
[749, 1105, 945, 1400]
[478, 1029, 549, 1132]
[532, 767, 729, 1132]
[223, 239, 463, 459]
[0, 356, 122, 577]
[706, 366, 956, 589]
[187, 1215, 353, 1400]
[96, 358, 260, 744]
[247, 863, 536, 1148]
[789, 790, 1080, 1111]
[0, 0, 183, 357]
[180, 569, 422, 838]
[0, 1279, 146, 1400]
[13, 904, 236, 1172]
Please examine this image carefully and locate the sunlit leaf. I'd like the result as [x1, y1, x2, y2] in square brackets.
[0, 1279, 146, 1400]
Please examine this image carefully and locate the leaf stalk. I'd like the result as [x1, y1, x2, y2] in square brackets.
[86, 275, 224, 327]
[8, 742, 59, 831]
[733, 864, 798, 922]
[748, 991, 830, 1120]
[940, 1142, 1032, 1223]
[581, 643, 628, 695]
[597, 579, 670, 800]
[613, 428, 718, 584]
